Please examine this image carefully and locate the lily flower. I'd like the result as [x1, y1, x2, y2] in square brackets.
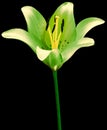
[1, 2, 105, 71]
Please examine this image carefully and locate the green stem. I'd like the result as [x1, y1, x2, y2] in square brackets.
[52, 71, 62, 130]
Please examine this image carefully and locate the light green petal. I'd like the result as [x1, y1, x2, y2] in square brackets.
[36, 46, 51, 61]
[77, 37, 94, 47]
[36, 47, 63, 70]
[76, 17, 105, 39]
[61, 42, 79, 63]
[42, 49, 63, 71]
[45, 2, 76, 48]
[21, 6, 46, 40]
[59, 2, 76, 44]
[61, 37, 94, 63]
[1, 28, 42, 53]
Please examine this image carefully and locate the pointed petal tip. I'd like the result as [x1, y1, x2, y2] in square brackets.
[21, 6, 33, 15]
[78, 37, 95, 47]
[94, 17, 105, 26]
[1, 31, 9, 38]
[97, 18, 105, 24]
[63, 2, 74, 6]
[21, 6, 38, 17]
[1, 32, 5, 38]
[55, 2, 74, 14]
[77, 38, 95, 55]
[1, 29, 22, 39]
[60, 2, 74, 11]
[101, 19, 105, 24]
[21, 6, 25, 11]
[21, 6, 31, 12]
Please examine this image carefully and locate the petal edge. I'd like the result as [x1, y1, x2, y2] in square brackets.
[1, 28, 42, 52]
[36, 46, 51, 61]
[76, 17, 105, 39]
[21, 6, 46, 40]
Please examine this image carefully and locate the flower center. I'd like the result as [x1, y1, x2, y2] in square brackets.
[47, 16, 62, 49]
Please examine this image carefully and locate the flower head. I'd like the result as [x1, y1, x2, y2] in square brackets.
[1, 2, 105, 70]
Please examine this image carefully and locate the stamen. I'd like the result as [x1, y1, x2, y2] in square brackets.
[47, 15, 62, 49]
[54, 16, 60, 41]
[57, 32, 61, 45]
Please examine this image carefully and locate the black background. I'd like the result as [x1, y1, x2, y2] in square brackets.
[0, 0, 106, 129]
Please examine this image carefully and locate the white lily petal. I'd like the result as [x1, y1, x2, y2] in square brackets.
[21, 6, 46, 40]
[77, 37, 95, 47]
[1, 28, 42, 52]
[36, 46, 51, 61]
[61, 37, 94, 63]
[76, 17, 105, 39]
